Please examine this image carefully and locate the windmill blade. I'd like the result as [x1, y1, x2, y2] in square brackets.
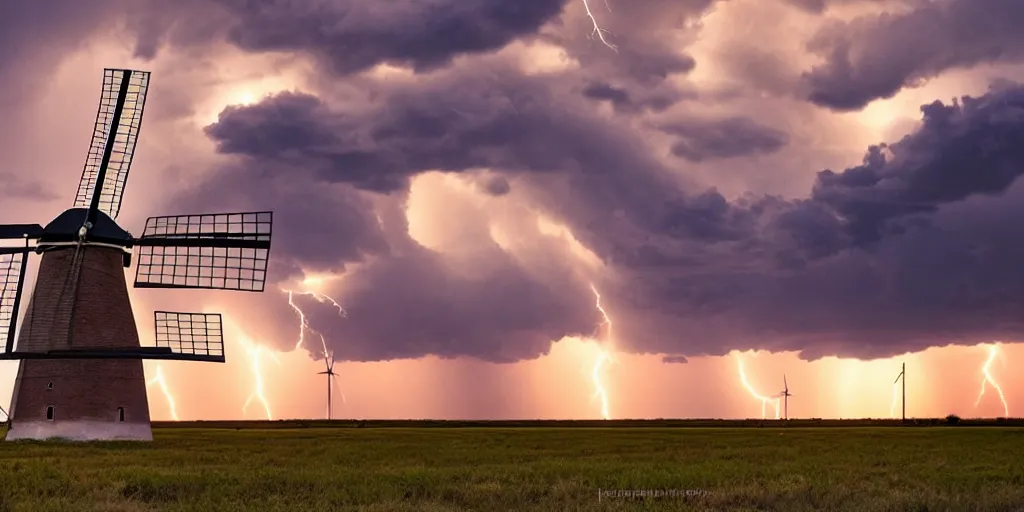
[151, 311, 225, 363]
[73, 69, 151, 220]
[0, 224, 44, 240]
[894, 372, 904, 384]
[0, 249, 30, 354]
[133, 211, 273, 292]
[783, 374, 788, 391]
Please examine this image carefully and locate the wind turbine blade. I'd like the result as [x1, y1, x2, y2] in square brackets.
[784, 374, 788, 391]
[894, 372, 903, 384]
[332, 375, 347, 404]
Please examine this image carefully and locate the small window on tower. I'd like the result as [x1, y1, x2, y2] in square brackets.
[46, 406, 54, 420]
[117, 407, 125, 422]
[47, 381, 53, 390]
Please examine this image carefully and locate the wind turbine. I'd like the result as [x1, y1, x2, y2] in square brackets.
[778, 375, 793, 420]
[317, 351, 342, 420]
[894, 362, 905, 422]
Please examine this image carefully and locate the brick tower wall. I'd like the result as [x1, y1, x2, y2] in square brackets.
[7, 245, 152, 440]
[16, 246, 141, 351]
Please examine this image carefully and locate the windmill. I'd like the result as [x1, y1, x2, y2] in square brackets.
[317, 351, 342, 420]
[0, 68, 274, 441]
[778, 375, 792, 420]
[894, 362, 906, 422]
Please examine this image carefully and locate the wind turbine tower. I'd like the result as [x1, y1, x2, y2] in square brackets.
[779, 375, 792, 420]
[318, 351, 339, 420]
[894, 362, 906, 422]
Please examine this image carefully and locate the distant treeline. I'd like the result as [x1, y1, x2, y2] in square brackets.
[151, 417, 1024, 429]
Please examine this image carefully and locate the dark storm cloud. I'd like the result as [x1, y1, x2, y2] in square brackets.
[801, 0, 1024, 110]
[581, 82, 630, 107]
[581, 81, 681, 113]
[780, 0, 890, 14]
[214, 0, 570, 74]
[203, 61, 719, 275]
[802, 88, 1024, 249]
[662, 355, 689, 364]
[482, 176, 512, 196]
[658, 117, 790, 162]
[611, 83, 1024, 360]
[0, 172, 60, 202]
[192, 16, 1024, 364]
[205, 65, 691, 207]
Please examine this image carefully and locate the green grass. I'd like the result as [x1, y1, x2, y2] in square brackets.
[0, 425, 1022, 511]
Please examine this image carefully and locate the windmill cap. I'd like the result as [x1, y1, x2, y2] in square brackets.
[41, 208, 132, 244]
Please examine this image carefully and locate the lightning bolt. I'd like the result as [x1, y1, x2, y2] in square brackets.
[237, 333, 282, 420]
[974, 343, 1010, 417]
[735, 354, 780, 419]
[284, 289, 346, 351]
[582, 0, 617, 51]
[589, 284, 615, 420]
[145, 364, 180, 421]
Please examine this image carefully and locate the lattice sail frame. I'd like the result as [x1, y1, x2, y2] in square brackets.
[73, 69, 151, 220]
[154, 311, 225, 360]
[0, 249, 28, 353]
[134, 211, 273, 292]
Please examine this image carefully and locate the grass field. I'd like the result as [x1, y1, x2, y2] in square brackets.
[0, 422, 1022, 511]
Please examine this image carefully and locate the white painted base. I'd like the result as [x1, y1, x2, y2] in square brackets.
[5, 420, 153, 441]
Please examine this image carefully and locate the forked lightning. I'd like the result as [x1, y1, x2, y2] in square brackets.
[239, 335, 281, 421]
[285, 289, 346, 352]
[975, 343, 1009, 417]
[589, 284, 615, 420]
[146, 364, 180, 421]
[736, 354, 780, 419]
[582, 0, 617, 51]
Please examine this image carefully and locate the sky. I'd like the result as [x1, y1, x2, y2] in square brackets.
[1, 0, 1023, 421]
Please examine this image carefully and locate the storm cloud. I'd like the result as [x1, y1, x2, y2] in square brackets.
[196, 25, 1024, 363]
[659, 117, 790, 162]
[802, 0, 1024, 110]
[228, 0, 570, 74]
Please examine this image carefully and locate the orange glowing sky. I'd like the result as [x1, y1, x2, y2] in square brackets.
[0, 0, 1020, 421]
